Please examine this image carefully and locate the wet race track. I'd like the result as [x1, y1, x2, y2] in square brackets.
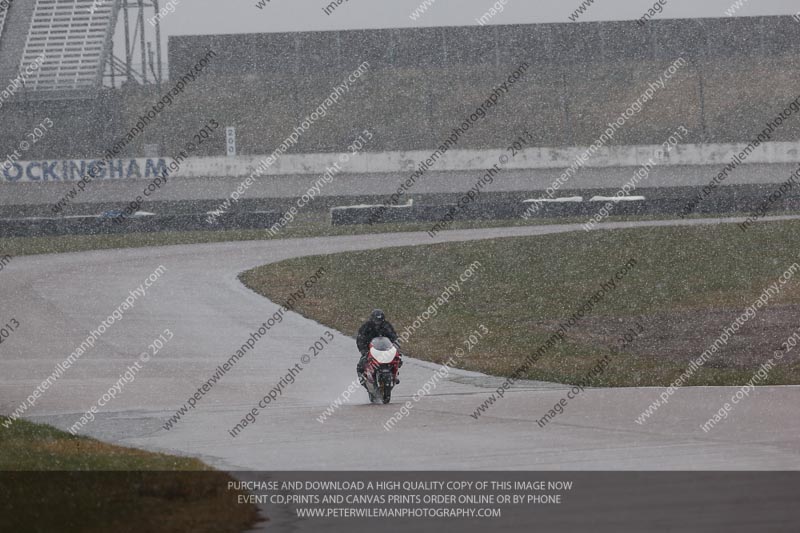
[1, 217, 798, 472]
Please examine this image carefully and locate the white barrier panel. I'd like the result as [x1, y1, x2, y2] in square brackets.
[5, 141, 800, 183]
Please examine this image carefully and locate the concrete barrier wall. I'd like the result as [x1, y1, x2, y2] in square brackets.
[6, 141, 800, 183]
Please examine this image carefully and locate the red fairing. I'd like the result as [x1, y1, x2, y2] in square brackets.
[366, 345, 401, 380]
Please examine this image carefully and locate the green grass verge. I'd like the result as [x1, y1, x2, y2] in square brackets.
[240, 219, 800, 387]
[0, 210, 707, 258]
[0, 417, 260, 533]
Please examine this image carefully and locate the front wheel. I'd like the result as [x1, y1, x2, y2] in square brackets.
[381, 384, 392, 404]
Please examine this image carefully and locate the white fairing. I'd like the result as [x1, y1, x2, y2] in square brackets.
[371, 345, 397, 364]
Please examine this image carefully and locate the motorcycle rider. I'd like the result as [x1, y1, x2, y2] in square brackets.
[356, 309, 401, 383]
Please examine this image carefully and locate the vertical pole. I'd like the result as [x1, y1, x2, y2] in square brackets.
[695, 21, 708, 141]
[123, 1, 133, 83]
[153, 0, 163, 89]
[561, 70, 573, 146]
[696, 58, 708, 142]
[138, 0, 148, 83]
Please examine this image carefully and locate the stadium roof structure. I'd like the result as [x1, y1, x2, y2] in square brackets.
[0, 0, 119, 100]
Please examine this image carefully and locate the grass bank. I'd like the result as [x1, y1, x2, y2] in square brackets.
[240, 219, 800, 387]
[0, 417, 260, 533]
[0, 210, 684, 258]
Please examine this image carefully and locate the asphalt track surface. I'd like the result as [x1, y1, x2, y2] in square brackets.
[1, 216, 799, 474]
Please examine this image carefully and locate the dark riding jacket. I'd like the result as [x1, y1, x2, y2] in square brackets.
[356, 320, 398, 356]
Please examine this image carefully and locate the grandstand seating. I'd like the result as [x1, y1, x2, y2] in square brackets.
[18, 0, 118, 93]
[0, 5, 8, 43]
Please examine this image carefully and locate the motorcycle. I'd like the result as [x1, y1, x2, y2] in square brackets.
[362, 336, 402, 404]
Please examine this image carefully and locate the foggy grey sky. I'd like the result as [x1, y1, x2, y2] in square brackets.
[158, 0, 799, 36]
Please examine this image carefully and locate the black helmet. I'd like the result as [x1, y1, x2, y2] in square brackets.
[370, 309, 385, 324]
